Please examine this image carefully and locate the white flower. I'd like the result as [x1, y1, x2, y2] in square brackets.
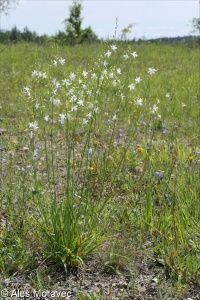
[109, 72, 114, 78]
[24, 86, 31, 97]
[82, 84, 87, 90]
[135, 98, 143, 106]
[77, 99, 84, 106]
[71, 105, 78, 111]
[135, 77, 141, 83]
[44, 115, 49, 121]
[94, 107, 99, 113]
[53, 98, 61, 106]
[35, 103, 40, 109]
[166, 93, 170, 98]
[31, 70, 38, 77]
[62, 78, 70, 86]
[66, 113, 71, 119]
[70, 95, 77, 103]
[128, 83, 135, 90]
[110, 44, 117, 51]
[42, 72, 47, 79]
[112, 114, 117, 121]
[123, 53, 129, 60]
[86, 89, 92, 95]
[91, 73, 97, 79]
[112, 80, 117, 87]
[152, 104, 159, 113]
[116, 68, 121, 74]
[105, 50, 111, 57]
[103, 60, 108, 67]
[69, 72, 76, 80]
[88, 102, 94, 109]
[181, 102, 186, 107]
[120, 94, 125, 99]
[53, 60, 58, 66]
[29, 131, 34, 138]
[131, 52, 138, 58]
[58, 113, 66, 124]
[82, 70, 88, 77]
[88, 148, 93, 154]
[58, 57, 65, 65]
[86, 112, 92, 118]
[82, 118, 88, 125]
[28, 121, 39, 130]
[148, 67, 157, 75]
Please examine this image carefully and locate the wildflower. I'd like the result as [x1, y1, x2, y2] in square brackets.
[58, 57, 65, 65]
[135, 77, 141, 83]
[148, 67, 157, 75]
[105, 50, 111, 57]
[28, 121, 39, 130]
[53, 98, 61, 106]
[112, 80, 117, 87]
[58, 113, 66, 125]
[109, 72, 114, 78]
[137, 146, 144, 153]
[123, 53, 129, 60]
[26, 165, 32, 170]
[82, 118, 88, 125]
[181, 103, 186, 108]
[116, 68, 121, 74]
[69, 72, 76, 80]
[50, 119, 56, 124]
[29, 131, 34, 138]
[21, 167, 25, 173]
[86, 89, 92, 95]
[91, 73, 97, 79]
[110, 44, 117, 51]
[88, 148, 93, 154]
[44, 115, 49, 121]
[0, 128, 6, 134]
[88, 166, 94, 171]
[86, 112, 92, 118]
[24, 86, 31, 97]
[112, 114, 117, 121]
[166, 93, 170, 98]
[82, 70, 88, 77]
[31, 70, 38, 76]
[70, 95, 77, 103]
[40, 157, 45, 161]
[103, 60, 108, 67]
[131, 51, 138, 58]
[53, 60, 58, 66]
[62, 78, 70, 86]
[35, 103, 40, 109]
[22, 146, 29, 152]
[135, 98, 143, 106]
[42, 72, 47, 78]
[155, 171, 165, 178]
[128, 83, 135, 90]
[152, 104, 159, 113]
[77, 99, 84, 106]
[71, 105, 78, 112]
[189, 155, 195, 161]
[82, 84, 87, 90]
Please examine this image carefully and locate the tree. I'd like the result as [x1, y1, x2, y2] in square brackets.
[0, 0, 18, 15]
[63, 0, 96, 45]
[63, 0, 83, 45]
[191, 17, 200, 34]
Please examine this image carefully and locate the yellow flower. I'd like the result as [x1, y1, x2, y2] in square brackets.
[88, 166, 94, 171]
[137, 146, 144, 153]
[189, 155, 195, 161]
[12, 140, 18, 146]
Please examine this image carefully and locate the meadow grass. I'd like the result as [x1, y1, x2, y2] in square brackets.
[0, 41, 199, 298]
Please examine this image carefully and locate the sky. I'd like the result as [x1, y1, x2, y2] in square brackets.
[0, 0, 199, 39]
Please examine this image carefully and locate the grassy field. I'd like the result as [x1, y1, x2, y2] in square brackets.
[0, 41, 199, 299]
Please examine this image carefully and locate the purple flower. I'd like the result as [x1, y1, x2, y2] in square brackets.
[22, 146, 29, 152]
[40, 156, 45, 161]
[106, 119, 111, 124]
[117, 133, 122, 139]
[50, 119, 56, 124]
[162, 129, 168, 134]
[21, 167, 25, 173]
[155, 171, 165, 178]
[36, 142, 42, 148]
[0, 145, 3, 150]
[26, 165, 32, 170]
[0, 128, 6, 134]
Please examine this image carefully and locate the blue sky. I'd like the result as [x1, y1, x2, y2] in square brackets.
[0, 0, 199, 39]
